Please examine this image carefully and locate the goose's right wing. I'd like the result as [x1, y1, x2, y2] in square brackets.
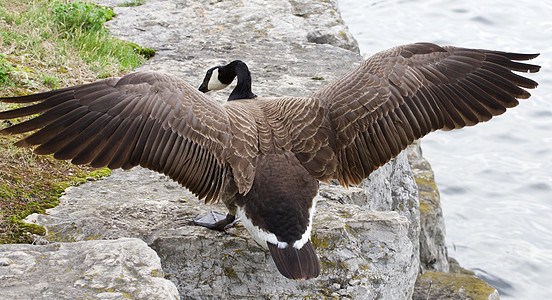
[0, 72, 236, 203]
[305, 42, 540, 186]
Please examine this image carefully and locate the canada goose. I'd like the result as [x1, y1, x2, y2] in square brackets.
[0, 43, 540, 280]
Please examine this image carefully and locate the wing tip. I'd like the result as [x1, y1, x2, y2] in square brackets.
[1, 88, 70, 104]
[484, 50, 541, 74]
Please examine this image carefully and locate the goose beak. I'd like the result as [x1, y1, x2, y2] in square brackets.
[199, 82, 209, 93]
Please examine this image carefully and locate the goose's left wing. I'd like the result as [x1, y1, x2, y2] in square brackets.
[295, 43, 540, 186]
[0, 72, 237, 202]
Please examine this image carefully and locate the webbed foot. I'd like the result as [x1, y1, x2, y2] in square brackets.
[193, 211, 238, 232]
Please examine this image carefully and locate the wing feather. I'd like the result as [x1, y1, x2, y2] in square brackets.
[108, 117, 144, 169]
[90, 117, 133, 167]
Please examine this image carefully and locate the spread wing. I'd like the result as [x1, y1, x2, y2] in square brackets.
[0, 72, 237, 202]
[295, 42, 540, 186]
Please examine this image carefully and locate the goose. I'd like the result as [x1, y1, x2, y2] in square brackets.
[0, 42, 540, 280]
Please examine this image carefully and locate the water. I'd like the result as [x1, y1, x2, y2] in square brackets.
[338, 0, 552, 299]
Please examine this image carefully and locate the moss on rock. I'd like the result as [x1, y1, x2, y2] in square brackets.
[125, 41, 156, 59]
[413, 271, 499, 300]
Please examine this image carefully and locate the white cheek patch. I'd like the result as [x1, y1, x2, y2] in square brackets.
[207, 68, 229, 91]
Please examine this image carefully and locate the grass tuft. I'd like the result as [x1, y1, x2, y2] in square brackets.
[52, 0, 115, 33]
[0, 55, 13, 84]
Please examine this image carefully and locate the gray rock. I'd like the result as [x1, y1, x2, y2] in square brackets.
[152, 201, 413, 299]
[292, 0, 360, 52]
[0, 238, 179, 299]
[94, 0, 363, 102]
[407, 142, 449, 273]
[23, 161, 418, 299]
[412, 270, 500, 300]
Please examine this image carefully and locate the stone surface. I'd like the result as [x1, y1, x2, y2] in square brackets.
[412, 271, 500, 300]
[0, 238, 179, 299]
[153, 201, 413, 299]
[23, 161, 419, 299]
[407, 142, 449, 273]
[94, 0, 362, 102]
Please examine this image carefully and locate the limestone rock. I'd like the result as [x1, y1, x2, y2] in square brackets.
[291, 0, 360, 52]
[0, 238, 179, 299]
[152, 202, 413, 299]
[94, 0, 363, 102]
[24, 159, 419, 299]
[412, 271, 499, 300]
[306, 29, 359, 52]
[407, 142, 449, 272]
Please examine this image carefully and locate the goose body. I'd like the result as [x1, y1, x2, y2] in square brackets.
[0, 43, 540, 280]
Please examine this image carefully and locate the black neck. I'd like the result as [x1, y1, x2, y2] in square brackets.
[223, 60, 256, 101]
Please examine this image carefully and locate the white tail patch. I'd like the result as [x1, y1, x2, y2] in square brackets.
[236, 207, 288, 250]
[236, 197, 318, 251]
[293, 196, 317, 249]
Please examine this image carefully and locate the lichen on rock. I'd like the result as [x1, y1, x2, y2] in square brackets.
[413, 271, 499, 300]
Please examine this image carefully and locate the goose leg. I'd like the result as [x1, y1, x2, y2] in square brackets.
[193, 211, 238, 232]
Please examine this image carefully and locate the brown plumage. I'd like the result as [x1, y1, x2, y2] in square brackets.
[0, 43, 540, 280]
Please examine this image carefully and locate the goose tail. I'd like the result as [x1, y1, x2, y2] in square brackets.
[267, 240, 320, 280]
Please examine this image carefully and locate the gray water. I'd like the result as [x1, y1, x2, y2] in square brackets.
[338, 0, 552, 299]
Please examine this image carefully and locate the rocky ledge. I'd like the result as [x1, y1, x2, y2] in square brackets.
[0, 0, 498, 299]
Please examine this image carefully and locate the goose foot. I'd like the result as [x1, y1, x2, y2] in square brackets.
[193, 211, 238, 232]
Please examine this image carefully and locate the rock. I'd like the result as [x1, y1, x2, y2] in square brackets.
[94, 0, 363, 102]
[0, 238, 179, 299]
[306, 29, 359, 52]
[291, 0, 360, 52]
[407, 142, 449, 272]
[7, 0, 430, 298]
[412, 271, 500, 300]
[358, 150, 420, 261]
[152, 201, 413, 299]
[23, 159, 419, 299]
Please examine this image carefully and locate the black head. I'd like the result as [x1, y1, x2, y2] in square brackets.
[198, 60, 256, 101]
[198, 65, 235, 93]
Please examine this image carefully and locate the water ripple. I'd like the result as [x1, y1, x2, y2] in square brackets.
[470, 16, 495, 25]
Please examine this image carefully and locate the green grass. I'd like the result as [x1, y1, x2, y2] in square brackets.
[0, 0, 151, 243]
[52, 0, 116, 33]
[0, 55, 13, 84]
[117, 0, 146, 7]
[0, 0, 154, 94]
